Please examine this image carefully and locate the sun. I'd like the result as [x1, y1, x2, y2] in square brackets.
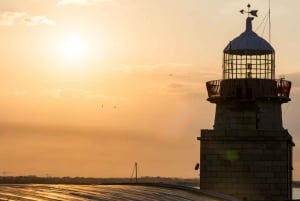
[60, 35, 88, 62]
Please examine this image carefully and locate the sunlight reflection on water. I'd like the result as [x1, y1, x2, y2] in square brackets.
[0, 185, 221, 201]
[1, 185, 299, 200]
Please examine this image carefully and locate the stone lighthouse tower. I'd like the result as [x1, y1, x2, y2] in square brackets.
[198, 5, 294, 201]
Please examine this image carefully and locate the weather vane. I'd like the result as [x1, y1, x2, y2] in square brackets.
[240, 4, 258, 17]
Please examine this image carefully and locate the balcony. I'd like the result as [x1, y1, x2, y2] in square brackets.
[206, 79, 291, 100]
[206, 80, 222, 98]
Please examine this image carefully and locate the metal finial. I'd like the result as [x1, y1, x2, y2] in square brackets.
[240, 4, 258, 17]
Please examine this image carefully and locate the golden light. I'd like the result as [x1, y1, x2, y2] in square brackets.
[60, 35, 88, 62]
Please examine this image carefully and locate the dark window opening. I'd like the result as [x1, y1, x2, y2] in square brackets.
[246, 88, 252, 98]
[236, 87, 242, 98]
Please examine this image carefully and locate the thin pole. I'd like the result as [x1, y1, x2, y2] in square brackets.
[269, 0, 271, 43]
[135, 162, 138, 183]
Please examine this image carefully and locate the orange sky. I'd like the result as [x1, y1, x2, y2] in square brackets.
[0, 0, 299, 179]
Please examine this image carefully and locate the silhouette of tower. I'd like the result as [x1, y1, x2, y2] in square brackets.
[198, 5, 294, 201]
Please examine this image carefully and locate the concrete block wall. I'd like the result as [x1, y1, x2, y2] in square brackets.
[200, 129, 293, 201]
[214, 101, 283, 130]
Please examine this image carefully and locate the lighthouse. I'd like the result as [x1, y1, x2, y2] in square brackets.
[198, 5, 294, 201]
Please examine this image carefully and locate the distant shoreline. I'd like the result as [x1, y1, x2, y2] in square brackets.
[0, 176, 199, 186]
[2, 176, 300, 188]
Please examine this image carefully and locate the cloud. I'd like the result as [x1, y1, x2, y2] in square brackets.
[165, 82, 203, 97]
[286, 72, 300, 88]
[0, 11, 55, 26]
[54, 88, 127, 102]
[0, 11, 26, 26]
[54, 88, 102, 101]
[57, 0, 111, 6]
[23, 16, 56, 26]
[168, 83, 185, 89]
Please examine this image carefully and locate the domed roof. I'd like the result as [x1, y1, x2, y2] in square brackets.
[224, 17, 274, 55]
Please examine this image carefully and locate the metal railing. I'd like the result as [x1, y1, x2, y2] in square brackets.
[276, 79, 292, 98]
[206, 79, 291, 99]
[206, 80, 221, 98]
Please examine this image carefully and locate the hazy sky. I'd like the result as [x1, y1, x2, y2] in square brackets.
[0, 0, 299, 179]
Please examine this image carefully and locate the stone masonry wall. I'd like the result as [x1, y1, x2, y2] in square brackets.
[214, 101, 283, 130]
[200, 129, 293, 201]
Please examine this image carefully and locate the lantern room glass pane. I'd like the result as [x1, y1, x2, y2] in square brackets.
[223, 53, 275, 79]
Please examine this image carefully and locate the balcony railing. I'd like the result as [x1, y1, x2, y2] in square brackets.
[206, 79, 291, 99]
[206, 80, 221, 98]
[277, 79, 292, 98]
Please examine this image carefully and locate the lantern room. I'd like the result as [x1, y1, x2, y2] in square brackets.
[223, 17, 275, 79]
[206, 5, 291, 101]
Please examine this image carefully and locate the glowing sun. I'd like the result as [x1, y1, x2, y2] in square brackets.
[60, 35, 88, 61]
